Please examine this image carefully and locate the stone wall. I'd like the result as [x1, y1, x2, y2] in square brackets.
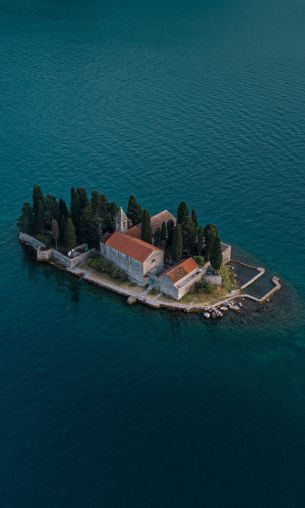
[19, 233, 94, 269]
[19, 232, 46, 251]
[221, 243, 231, 264]
[204, 274, 223, 286]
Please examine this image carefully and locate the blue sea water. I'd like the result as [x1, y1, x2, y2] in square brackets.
[1, 0, 305, 506]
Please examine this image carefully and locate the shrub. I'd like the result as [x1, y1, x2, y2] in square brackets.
[193, 255, 205, 266]
[219, 266, 236, 292]
[195, 279, 214, 294]
[89, 256, 127, 280]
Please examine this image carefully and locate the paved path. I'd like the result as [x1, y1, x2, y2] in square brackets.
[70, 266, 281, 314]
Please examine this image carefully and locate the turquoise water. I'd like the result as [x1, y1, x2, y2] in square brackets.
[1, 1, 305, 506]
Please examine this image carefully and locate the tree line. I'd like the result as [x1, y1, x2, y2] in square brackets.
[18, 186, 223, 270]
[140, 201, 223, 271]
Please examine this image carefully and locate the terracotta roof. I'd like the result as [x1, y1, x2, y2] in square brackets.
[162, 258, 199, 284]
[105, 231, 160, 263]
[127, 210, 176, 240]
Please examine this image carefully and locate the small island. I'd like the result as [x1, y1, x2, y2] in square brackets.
[18, 185, 281, 318]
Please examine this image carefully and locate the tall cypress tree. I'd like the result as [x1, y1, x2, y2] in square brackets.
[172, 224, 182, 262]
[161, 221, 166, 243]
[36, 200, 44, 234]
[154, 227, 161, 247]
[18, 202, 34, 234]
[191, 209, 198, 226]
[32, 185, 44, 233]
[167, 219, 174, 248]
[204, 224, 220, 260]
[64, 218, 76, 250]
[59, 198, 69, 218]
[32, 185, 44, 216]
[127, 195, 142, 225]
[210, 234, 223, 272]
[141, 210, 152, 244]
[197, 226, 204, 255]
[177, 201, 189, 225]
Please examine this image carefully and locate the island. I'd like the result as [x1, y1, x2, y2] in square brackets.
[18, 185, 281, 318]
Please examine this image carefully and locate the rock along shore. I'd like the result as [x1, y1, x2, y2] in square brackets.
[19, 232, 282, 318]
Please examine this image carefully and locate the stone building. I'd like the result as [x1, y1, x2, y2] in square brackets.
[157, 257, 202, 300]
[127, 210, 176, 240]
[115, 207, 128, 232]
[100, 231, 164, 285]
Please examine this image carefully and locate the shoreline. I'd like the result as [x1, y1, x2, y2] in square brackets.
[19, 233, 281, 318]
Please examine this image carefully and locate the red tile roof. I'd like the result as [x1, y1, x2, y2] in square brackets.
[162, 258, 199, 284]
[127, 210, 176, 240]
[105, 231, 160, 263]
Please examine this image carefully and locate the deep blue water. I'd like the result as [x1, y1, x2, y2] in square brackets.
[1, 1, 305, 506]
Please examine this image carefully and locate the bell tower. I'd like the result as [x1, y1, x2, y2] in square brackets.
[115, 207, 128, 232]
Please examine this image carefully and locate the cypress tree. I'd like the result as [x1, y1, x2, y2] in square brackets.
[77, 188, 88, 210]
[45, 195, 60, 224]
[161, 221, 166, 243]
[32, 185, 45, 233]
[71, 188, 80, 236]
[32, 185, 44, 216]
[141, 210, 152, 244]
[18, 202, 34, 234]
[167, 219, 174, 248]
[172, 224, 182, 262]
[197, 226, 204, 255]
[79, 204, 99, 247]
[177, 201, 189, 225]
[154, 227, 161, 247]
[191, 209, 198, 226]
[59, 198, 69, 218]
[204, 224, 220, 260]
[127, 195, 142, 225]
[210, 234, 223, 272]
[64, 218, 76, 250]
[36, 200, 44, 234]
[59, 215, 66, 243]
[51, 219, 59, 249]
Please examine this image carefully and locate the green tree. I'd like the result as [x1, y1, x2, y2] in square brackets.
[64, 218, 76, 250]
[197, 226, 204, 255]
[177, 201, 189, 225]
[210, 234, 223, 271]
[204, 224, 220, 260]
[161, 221, 166, 243]
[18, 202, 34, 233]
[171, 224, 182, 262]
[36, 200, 44, 234]
[71, 188, 81, 236]
[77, 188, 88, 210]
[51, 219, 59, 249]
[79, 204, 100, 247]
[45, 195, 60, 224]
[141, 209, 152, 244]
[59, 215, 66, 244]
[167, 219, 174, 248]
[154, 227, 161, 247]
[32, 185, 45, 233]
[32, 185, 44, 216]
[127, 195, 142, 225]
[191, 209, 198, 226]
[59, 198, 69, 218]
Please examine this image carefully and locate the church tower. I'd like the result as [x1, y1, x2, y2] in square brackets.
[115, 207, 128, 232]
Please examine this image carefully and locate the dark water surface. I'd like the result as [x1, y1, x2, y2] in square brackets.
[1, 1, 305, 506]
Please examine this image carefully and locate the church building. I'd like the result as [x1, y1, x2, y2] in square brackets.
[100, 207, 164, 285]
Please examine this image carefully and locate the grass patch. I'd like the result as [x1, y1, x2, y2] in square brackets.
[219, 265, 237, 292]
[89, 255, 128, 281]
